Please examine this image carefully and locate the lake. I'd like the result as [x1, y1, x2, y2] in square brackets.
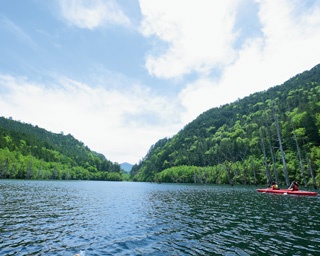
[0, 180, 319, 255]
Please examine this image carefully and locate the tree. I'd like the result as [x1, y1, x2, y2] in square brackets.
[272, 102, 290, 186]
[260, 127, 272, 184]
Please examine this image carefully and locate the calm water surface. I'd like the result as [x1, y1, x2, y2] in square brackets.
[0, 180, 319, 255]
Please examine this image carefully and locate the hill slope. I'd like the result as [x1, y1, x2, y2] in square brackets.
[131, 64, 320, 187]
[0, 117, 122, 180]
[120, 162, 133, 172]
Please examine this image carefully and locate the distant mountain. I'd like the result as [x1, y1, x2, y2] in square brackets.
[0, 117, 123, 181]
[121, 162, 133, 172]
[131, 64, 320, 187]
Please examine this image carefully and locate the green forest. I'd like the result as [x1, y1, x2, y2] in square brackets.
[1, 64, 320, 186]
[131, 64, 320, 188]
[0, 117, 127, 181]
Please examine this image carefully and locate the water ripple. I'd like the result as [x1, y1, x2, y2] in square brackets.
[1, 181, 319, 255]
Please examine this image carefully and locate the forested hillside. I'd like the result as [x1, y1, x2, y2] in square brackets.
[131, 64, 320, 187]
[0, 117, 124, 180]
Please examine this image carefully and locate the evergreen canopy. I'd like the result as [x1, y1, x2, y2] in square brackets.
[131, 64, 320, 187]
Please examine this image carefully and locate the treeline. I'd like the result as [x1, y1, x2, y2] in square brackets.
[0, 117, 126, 181]
[131, 64, 320, 187]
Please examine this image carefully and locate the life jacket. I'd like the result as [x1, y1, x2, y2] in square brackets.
[293, 184, 299, 191]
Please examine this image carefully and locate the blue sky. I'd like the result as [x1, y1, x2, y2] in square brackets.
[1, 0, 320, 164]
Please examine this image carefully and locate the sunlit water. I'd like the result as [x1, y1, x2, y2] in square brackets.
[0, 180, 319, 255]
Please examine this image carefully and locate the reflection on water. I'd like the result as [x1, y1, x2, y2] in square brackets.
[0, 180, 319, 255]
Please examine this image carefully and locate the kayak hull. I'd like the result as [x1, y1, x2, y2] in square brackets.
[257, 188, 318, 196]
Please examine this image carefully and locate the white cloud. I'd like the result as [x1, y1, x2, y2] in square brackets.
[139, 0, 241, 79]
[219, 0, 320, 92]
[178, 79, 217, 124]
[178, 77, 249, 125]
[59, 0, 131, 29]
[0, 75, 182, 164]
[164, 0, 320, 124]
[2, 0, 320, 165]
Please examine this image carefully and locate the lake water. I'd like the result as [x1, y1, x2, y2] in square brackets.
[0, 180, 319, 256]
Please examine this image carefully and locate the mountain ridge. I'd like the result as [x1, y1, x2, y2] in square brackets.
[120, 162, 133, 172]
[0, 117, 124, 180]
[131, 64, 320, 186]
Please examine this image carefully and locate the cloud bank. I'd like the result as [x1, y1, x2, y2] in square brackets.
[139, 0, 320, 124]
[139, 0, 240, 79]
[0, 75, 182, 163]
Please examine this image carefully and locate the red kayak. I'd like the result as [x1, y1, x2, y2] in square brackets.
[257, 188, 318, 196]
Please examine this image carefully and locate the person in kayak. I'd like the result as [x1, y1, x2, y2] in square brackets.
[288, 181, 299, 191]
[271, 181, 279, 190]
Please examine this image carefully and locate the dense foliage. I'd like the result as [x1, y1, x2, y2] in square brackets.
[132, 64, 320, 187]
[0, 117, 125, 180]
